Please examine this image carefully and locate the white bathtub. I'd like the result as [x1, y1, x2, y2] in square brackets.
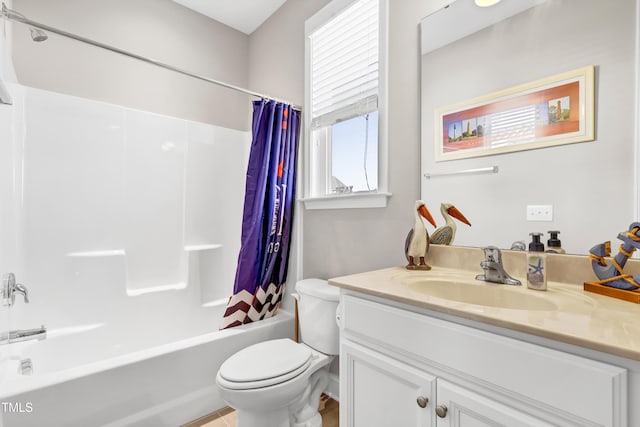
[0, 307, 294, 427]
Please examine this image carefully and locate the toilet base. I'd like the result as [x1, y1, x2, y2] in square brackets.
[290, 367, 329, 427]
[292, 412, 322, 427]
[233, 366, 330, 427]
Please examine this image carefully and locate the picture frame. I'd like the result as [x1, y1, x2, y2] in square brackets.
[434, 65, 595, 162]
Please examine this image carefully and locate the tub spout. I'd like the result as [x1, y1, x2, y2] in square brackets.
[0, 325, 47, 345]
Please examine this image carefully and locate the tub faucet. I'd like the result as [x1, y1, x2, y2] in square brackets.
[0, 325, 47, 346]
[2, 273, 29, 306]
[476, 246, 521, 286]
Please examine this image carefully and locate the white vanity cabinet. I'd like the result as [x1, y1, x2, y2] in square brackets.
[434, 379, 555, 427]
[339, 293, 628, 427]
[342, 340, 436, 426]
[342, 340, 553, 427]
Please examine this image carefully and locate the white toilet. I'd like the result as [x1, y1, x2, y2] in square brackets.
[216, 278, 340, 427]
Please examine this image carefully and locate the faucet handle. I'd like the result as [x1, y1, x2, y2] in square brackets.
[13, 282, 29, 304]
[510, 241, 526, 251]
[2, 273, 29, 306]
[2, 273, 14, 306]
[481, 246, 502, 263]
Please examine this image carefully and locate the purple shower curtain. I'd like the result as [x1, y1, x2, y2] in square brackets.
[220, 99, 300, 329]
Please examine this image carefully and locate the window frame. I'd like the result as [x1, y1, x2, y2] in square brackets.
[302, 0, 390, 210]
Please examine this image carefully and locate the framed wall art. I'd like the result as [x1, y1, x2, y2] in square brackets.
[434, 65, 594, 162]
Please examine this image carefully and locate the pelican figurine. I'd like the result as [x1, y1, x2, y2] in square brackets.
[589, 222, 640, 290]
[406, 200, 437, 270]
[430, 203, 471, 246]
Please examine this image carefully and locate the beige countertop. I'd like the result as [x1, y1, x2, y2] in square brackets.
[328, 245, 640, 361]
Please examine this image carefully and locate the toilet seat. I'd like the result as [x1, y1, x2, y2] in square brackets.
[218, 339, 313, 390]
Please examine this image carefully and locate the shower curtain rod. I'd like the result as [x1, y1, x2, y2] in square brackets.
[1, 3, 302, 111]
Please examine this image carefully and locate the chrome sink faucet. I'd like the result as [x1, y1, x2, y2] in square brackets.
[476, 246, 521, 286]
[2, 273, 29, 306]
[0, 325, 47, 346]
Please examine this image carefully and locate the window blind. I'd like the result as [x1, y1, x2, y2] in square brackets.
[310, 0, 379, 129]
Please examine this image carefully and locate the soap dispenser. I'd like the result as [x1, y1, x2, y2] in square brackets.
[546, 230, 565, 254]
[527, 232, 547, 291]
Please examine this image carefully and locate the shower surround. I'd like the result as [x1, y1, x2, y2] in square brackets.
[0, 83, 294, 426]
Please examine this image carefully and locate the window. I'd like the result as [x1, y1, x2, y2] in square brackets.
[304, 0, 389, 209]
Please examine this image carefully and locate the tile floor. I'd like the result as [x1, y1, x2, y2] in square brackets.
[184, 397, 339, 427]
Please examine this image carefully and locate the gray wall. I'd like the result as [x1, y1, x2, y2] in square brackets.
[421, 0, 637, 254]
[254, 0, 640, 278]
[248, 0, 330, 290]
[12, 0, 251, 130]
[251, 0, 434, 279]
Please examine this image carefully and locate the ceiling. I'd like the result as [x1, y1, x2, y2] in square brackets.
[172, 0, 287, 35]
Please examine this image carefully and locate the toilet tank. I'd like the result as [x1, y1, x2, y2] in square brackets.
[295, 279, 340, 355]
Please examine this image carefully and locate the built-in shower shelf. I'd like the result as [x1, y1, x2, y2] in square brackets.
[184, 244, 222, 251]
[126, 282, 188, 297]
[201, 298, 229, 308]
[66, 249, 126, 258]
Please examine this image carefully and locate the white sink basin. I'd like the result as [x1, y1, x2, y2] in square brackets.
[403, 277, 558, 311]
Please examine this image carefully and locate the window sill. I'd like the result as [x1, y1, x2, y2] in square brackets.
[300, 192, 391, 210]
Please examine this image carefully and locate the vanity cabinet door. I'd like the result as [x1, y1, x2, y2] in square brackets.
[341, 340, 436, 427]
[435, 379, 553, 427]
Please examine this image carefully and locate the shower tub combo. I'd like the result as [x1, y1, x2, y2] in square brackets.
[0, 84, 295, 426]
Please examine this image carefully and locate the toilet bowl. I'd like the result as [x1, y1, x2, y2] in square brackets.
[216, 279, 340, 427]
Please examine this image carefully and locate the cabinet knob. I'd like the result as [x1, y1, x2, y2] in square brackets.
[435, 404, 448, 418]
[416, 396, 428, 408]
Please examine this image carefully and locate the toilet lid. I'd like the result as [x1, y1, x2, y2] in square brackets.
[218, 339, 312, 389]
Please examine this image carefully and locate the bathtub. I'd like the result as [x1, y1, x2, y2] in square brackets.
[0, 306, 294, 427]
